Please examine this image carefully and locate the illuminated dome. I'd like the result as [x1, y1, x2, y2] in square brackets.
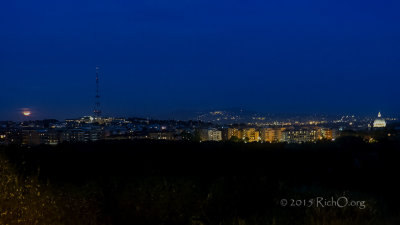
[373, 112, 386, 128]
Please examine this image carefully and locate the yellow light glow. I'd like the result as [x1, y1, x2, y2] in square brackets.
[23, 111, 31, 116]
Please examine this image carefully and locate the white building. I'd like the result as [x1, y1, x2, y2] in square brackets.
[199, 129, 222, 141]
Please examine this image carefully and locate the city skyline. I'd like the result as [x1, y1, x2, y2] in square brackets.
[1, 0, 400, 120]
[0, 106, 394, 147]
[2, 107, 397, 124]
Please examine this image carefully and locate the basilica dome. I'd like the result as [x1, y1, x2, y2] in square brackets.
[373, 112, 386, 128]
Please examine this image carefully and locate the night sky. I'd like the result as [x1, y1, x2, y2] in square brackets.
[1, 0, 399, 120]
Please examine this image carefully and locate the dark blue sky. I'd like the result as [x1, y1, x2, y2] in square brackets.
[1, 0, 399, 120]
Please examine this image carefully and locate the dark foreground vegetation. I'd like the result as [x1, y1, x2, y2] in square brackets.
[1, 137, 400, 224]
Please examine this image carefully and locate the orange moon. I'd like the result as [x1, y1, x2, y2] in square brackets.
[22, 111, 31, 116]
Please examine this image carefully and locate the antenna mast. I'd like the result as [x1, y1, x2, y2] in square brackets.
[94, 66, 102, 117]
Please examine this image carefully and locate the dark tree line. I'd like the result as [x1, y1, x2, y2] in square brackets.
[1, 136, 400, 224]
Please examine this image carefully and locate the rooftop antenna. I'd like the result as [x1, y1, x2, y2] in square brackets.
[94, 66, 102, 117]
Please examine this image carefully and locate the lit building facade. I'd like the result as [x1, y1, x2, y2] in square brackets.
[282, 128, 319, 143]
[241, 128, 259, 142]
[321, 128, 333, 140]
[260, 128, 284, 143]
[222, 128, 240, 141]
[199, 129, 222, 141]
